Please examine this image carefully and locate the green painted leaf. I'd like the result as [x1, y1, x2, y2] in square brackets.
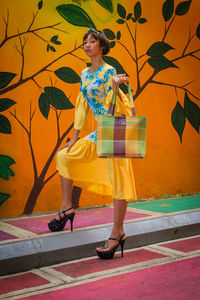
[51, 35, 58, 42]
[138, 18, 147, 24]
[196, 23, 200, 40]
[134, 1, 142, 20]
[96, 0, 113, 13]
[0, 114, 11, 134]
[56, 4, 96, 28]
[53, 40, 61, 45]
[38, 0, 43, 10]
[39, 93, 50, 119]
[0, 98, 16, 112]
[117, 4, 126, 19]
[147, 56, 178, 70]
[0, 72, 16, 89]
[0, 192, 10, 206]
[184, 92, 200, 132]
[175, 0, 192, 16]
[116, 31, 121, 40]
[55, 67, 81, 83]
[126, 13, 133, 20]
[102, 56, 128, 75]
[131, 17, 137, 23]
[162, 0, 174, 22]
[49, 46, 56, 52]
[44, 87, 74, 110]
[171, 101, 186, 142]
[116, 19, 125, 24]
[86, 62, 91, 67]
[103, 29, 115, 40]
[66, 137, 71, 143]
[0, 155, 15, 180]
[146, 42, 174, 57]
[47, 44, 50, 52]
[109, 41, 116, 48]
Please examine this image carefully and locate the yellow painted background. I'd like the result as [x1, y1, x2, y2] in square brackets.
[0, 0, 200, 217]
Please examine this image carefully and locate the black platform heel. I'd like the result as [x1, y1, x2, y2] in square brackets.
[96, 233, 126, 259]
[48, 207, 75, 232]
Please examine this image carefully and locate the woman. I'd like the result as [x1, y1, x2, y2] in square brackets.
[48, 28, 137, 259]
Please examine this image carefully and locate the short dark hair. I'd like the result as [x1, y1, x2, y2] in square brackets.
[83, 29, 110, 55]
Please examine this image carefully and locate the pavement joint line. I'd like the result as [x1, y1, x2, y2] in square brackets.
[63, 257, 170, 283]
[39, 267, 74, 283]
[32, 269, 65, 285]
[146, 245, 188, 257]
[0, 221, 38, 239]
[0, 282, 59, 300]
[6, 252, 200, 300]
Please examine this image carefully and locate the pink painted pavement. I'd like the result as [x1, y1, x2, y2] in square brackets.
[0, 272, 49, 295]
[5, 207, 150, 235]
[21, 256, 200, 300]
[161, 236, 200, 252]
[54, 249, 165, 277]
[0, 230, 18, 241]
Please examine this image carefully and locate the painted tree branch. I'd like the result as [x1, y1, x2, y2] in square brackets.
[9, 105, 38, 181]
[117, 40, 136, 63]
[0, 21, 64, 49]
[162, 15, 176, 42]
[0, 44, 83, 95]
[150, 80, 199, 101]
[23, 122, 74, 214]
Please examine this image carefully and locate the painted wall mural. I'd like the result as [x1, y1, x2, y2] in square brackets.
[0, 0, 199, 217]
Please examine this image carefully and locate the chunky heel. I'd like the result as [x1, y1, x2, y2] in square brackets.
[96, 233, 126, 259]
[48, 207, 75, 232]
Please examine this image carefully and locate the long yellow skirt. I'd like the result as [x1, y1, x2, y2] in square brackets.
[56, 138, 137, 201]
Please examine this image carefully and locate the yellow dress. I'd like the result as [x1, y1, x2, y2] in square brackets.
[56, 63, 137, 201]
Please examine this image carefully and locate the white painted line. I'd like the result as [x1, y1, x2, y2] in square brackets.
[7, 252, 200, 300]
[39, 267, 74, 283]
[0, 222, 38, 239]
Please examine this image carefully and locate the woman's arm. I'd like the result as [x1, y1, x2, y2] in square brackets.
[59, 129, 80, 153]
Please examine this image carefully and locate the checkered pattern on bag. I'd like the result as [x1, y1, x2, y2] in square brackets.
[97, 115, 147, 158]
[97, 83, 147, 158]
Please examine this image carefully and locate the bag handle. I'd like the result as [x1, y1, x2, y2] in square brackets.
[108, 82, 135, 116]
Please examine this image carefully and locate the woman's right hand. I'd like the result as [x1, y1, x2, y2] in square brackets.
[58, 139, 77, 153]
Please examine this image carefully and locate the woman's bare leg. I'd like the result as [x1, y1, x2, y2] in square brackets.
[96, 199, 127, 252]
[56, 175, 75, 219]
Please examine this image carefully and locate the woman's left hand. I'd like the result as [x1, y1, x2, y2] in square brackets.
[112, 74, 129, 90]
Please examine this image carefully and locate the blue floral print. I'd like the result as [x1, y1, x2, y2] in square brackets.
[80, 64, 117, 143]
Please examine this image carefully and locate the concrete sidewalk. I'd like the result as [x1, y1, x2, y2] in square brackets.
[1, 235, 200, 299]
[0, 194, 200, 276]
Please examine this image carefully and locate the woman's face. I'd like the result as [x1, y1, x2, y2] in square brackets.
[83, 34, 102, 57]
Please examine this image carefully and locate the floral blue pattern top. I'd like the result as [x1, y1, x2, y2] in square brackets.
[80, 64, 116, 143]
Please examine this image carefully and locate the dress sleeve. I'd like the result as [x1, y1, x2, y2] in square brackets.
[103, 67, 132, 116]
[74, 91, 90, 131]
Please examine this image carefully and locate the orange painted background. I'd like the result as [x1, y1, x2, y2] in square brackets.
[0, 0, 200, 218]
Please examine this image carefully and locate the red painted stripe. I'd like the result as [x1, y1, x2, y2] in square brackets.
[161, 237, 200, 252]
[0, 272, 49, 295]
[113, 116, 126, 156]
[21, 256, 200, 300]
[53, 249, 165, 277]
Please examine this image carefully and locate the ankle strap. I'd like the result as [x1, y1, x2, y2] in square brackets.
[109, 233, 125, 242]
[62, 207, 73, 213]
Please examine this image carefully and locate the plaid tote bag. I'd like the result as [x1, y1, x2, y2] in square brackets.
[97, 83, 147, 158]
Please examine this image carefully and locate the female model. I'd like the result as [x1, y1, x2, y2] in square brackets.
[48, 28, 137, 259]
